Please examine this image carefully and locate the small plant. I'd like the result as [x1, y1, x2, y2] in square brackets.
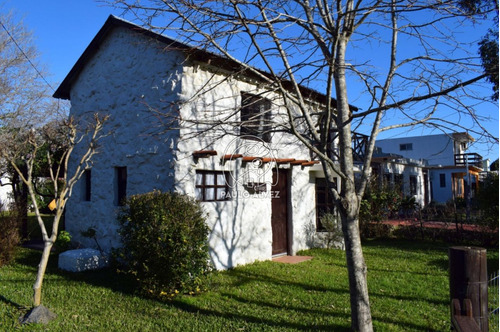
[55, 230, 72, 252]
[114, 190, 211, 299]
[399, 196, 418, 218]
[359, 179, 403, 238]
[319, 213, 343, 249]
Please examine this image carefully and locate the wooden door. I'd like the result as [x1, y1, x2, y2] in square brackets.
[271, 169, 289, 255]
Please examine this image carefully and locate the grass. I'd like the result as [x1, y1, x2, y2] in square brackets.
[0, 239, 498, 331]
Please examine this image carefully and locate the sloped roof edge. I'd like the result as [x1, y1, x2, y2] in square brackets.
[53, 15, 356, 112]
[54, 15, 190, 99]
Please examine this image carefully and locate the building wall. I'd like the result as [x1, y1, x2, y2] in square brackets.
[66, 27, 182, 250]
[429, 169, 456, 203]
[0, 177, 12, 209]
[173, 62, 321, 269]
[377, 134, 456, 166]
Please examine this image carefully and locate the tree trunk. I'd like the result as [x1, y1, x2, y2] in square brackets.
[341, 212, 373, 331]
[334, 34, 374, 331]
[32, 241, 53, 307]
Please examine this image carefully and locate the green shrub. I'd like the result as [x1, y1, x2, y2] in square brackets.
[114, 190, 211, 298]
[359, 181, 402, 238]
[55, 230, 72, 252]
[359, 184, 401, 223]
[0, 208, 21, 267]
[477, 173, 499, 230]
[319, 213, 343, 248]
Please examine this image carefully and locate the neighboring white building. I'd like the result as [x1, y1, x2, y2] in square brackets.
[376, 132, 484, 204]
[53, 16, 343, 270]
[0, 177, 12, 209]
[371, 152, 428, 207]
[376, 132, 473, 166]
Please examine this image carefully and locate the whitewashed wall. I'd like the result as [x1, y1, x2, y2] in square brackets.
[174, 63, 320, 269]
[67, 27, 182, 250]
[0, 177, 12, 209]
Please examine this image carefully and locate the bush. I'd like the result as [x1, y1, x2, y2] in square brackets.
[359, 184, 401, 223]
[55, 230, 72, 252]
[476, 173, 499, 230]
[114, 190, 211, 298]
[319, 213, 343, 248]
[0, 208, 21, 267]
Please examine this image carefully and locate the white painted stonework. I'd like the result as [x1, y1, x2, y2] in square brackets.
[0, 177, 12, 209]
[60, 17, 336, 270]
[58, 249, 109, 272]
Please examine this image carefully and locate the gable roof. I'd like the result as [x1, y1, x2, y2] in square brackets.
[53, 15, 356, 111]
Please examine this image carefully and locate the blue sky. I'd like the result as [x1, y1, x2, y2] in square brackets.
[5, 0, 123, 89]
[4, 0, 499, 162]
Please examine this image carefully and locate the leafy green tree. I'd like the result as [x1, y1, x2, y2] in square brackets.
[477, 172, 499, 229]
[458, 0, 499, 99]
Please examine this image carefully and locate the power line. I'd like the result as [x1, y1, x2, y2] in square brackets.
[0, 20, 55, 92]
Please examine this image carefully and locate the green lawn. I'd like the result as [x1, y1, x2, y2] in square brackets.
[0, 239, 498, 331]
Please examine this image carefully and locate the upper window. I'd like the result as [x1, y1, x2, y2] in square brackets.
[82, 169, 91, 201]
[399, 143, 413, 151]
[240, 92, 272, 142]
[114, 166, 127, 206]
[315, 177, 337, 232]
[195, 171, 230, 202]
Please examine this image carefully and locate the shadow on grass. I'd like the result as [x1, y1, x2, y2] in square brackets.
[170, 296, 351, 331]
[369, 289, 449, 306]
[219, 267, 349, 294]
[13, 248, 138, 297]
[0, 295, 27, 310]
[372, 314, 445, 332]
[18, 248, 353, 331]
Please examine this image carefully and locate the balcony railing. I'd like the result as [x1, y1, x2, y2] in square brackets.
[454, 153, 483, 167]
[328, 131, 368, 162]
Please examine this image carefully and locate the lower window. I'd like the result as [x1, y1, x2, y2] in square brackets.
[315, 177, 337, 231]
[195, 170, 230, 202]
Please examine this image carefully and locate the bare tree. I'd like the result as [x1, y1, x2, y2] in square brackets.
[0, 9, 54, 238]
[0, 8, 111, 322]
[0, 113, 107, 320]
[108, 1, 497, 330]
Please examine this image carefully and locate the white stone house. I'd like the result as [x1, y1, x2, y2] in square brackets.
[53, 15, 345, 270]
[376, 133, 484, 203]
[370, 150, 428, 208]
